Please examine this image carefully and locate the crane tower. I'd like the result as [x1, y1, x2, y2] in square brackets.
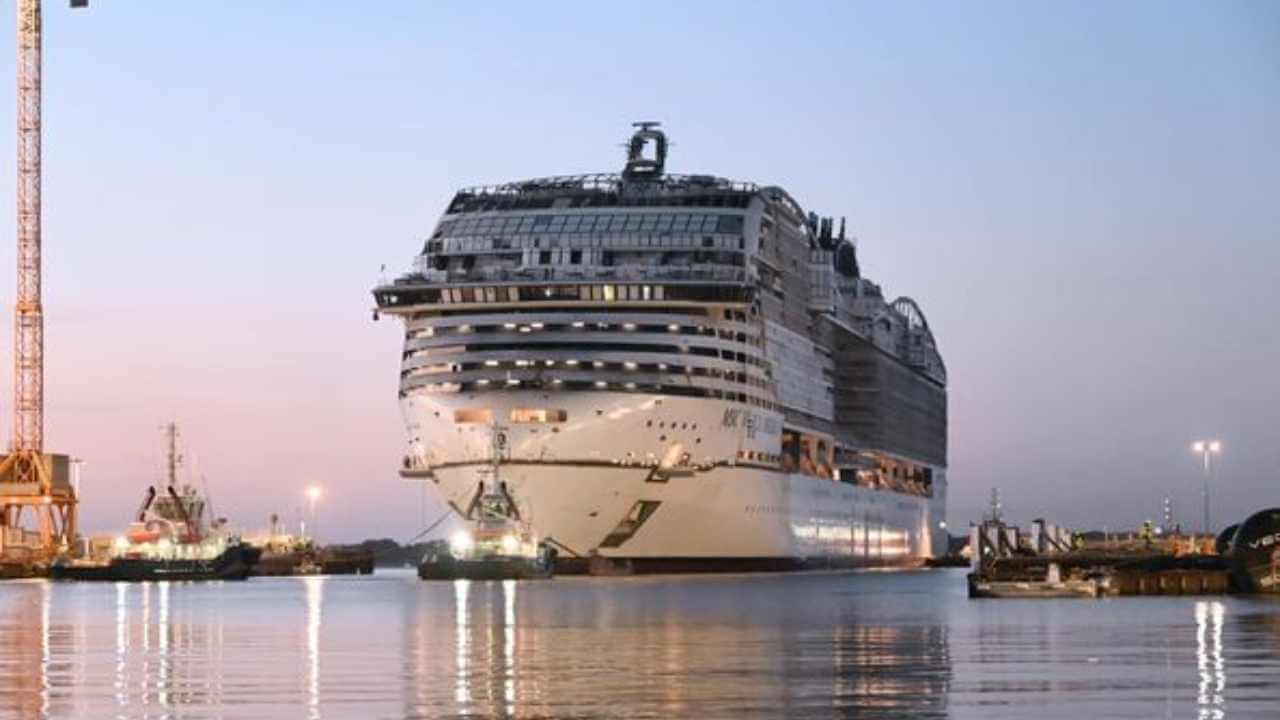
[0, 0, 83, 561]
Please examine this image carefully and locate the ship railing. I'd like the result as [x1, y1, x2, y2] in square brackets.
[407, 259, 747, 285]
[454, 173, 759, 198]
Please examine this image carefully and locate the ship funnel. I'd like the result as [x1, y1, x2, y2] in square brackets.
[623, 122, 668, 180]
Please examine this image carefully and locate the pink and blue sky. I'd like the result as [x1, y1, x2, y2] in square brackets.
[0, 1, 1274, 540]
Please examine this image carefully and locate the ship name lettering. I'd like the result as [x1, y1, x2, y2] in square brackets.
[1248, 533, 1280, 550]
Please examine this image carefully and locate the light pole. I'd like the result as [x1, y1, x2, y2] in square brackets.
[305, 486, 322, 542]
[1191, 440, 1221, 539]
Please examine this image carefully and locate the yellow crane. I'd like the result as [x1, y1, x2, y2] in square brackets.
[0, 0, 85, 562]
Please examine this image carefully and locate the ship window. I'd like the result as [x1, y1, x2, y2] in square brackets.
[563, 216, 582, 232]
[532, 215, 552, 229]
[517, 217, 535, 233]
[510, 408, 568, 423]
[656, 215, 674, 231]
[570, 250, 582, 264]
[717, 215, 744, 233]
[624, 215, 642, 231]
[453, 409, 493, 423]
[640, 215, 659, 231]
[548, 216, 566, 231]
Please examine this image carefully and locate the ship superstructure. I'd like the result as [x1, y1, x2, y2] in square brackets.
[374, 124, 947, 569]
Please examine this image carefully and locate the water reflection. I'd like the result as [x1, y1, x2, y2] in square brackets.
[453, 578, 469, 707]
[405, 575, 956, 719]
[1196, 600, 1226, 720]
[831, 620, 950, 718]
[305, 576, 324, 720]
[0, 572, 1276, 719]
[445, 579, 522, 718]
[0, 582, 51, 718]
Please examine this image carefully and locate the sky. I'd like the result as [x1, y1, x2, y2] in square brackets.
[0, 1, 1274, 541]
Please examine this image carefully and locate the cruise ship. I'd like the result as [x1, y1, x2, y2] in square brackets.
[373, 124, 947, 571]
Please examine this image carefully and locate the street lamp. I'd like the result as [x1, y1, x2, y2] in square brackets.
[305, 486, 322, 541]
[1191, 440, 1222, 538]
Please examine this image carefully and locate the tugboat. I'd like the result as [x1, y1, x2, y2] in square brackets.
[51, 423, 260, 582]
[419, 428, 555, 580]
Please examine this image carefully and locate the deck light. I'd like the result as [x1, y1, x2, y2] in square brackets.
[450, 531, 473, 554]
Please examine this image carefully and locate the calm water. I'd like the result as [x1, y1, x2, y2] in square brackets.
[0, 568, 1277, 719]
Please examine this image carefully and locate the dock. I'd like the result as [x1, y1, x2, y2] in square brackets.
[964, 517, 1273, 599]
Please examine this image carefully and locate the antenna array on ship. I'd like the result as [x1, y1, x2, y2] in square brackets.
[0, 1, 87, 561]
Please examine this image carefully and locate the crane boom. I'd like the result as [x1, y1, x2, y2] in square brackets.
[14, 0, 44, 470]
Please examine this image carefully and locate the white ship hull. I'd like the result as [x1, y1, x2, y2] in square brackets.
[403, 391, 947, 566]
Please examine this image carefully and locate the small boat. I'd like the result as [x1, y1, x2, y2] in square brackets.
[53, 484, 260, 582]
[244, 515, 375, 577]
[419, 432, 555, 580]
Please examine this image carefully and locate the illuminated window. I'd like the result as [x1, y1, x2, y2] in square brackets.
[453, 408, 493, 423]
[510, 408, 568, 423]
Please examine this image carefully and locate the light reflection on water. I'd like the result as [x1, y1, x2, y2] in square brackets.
[0, 570, 1277, 719]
